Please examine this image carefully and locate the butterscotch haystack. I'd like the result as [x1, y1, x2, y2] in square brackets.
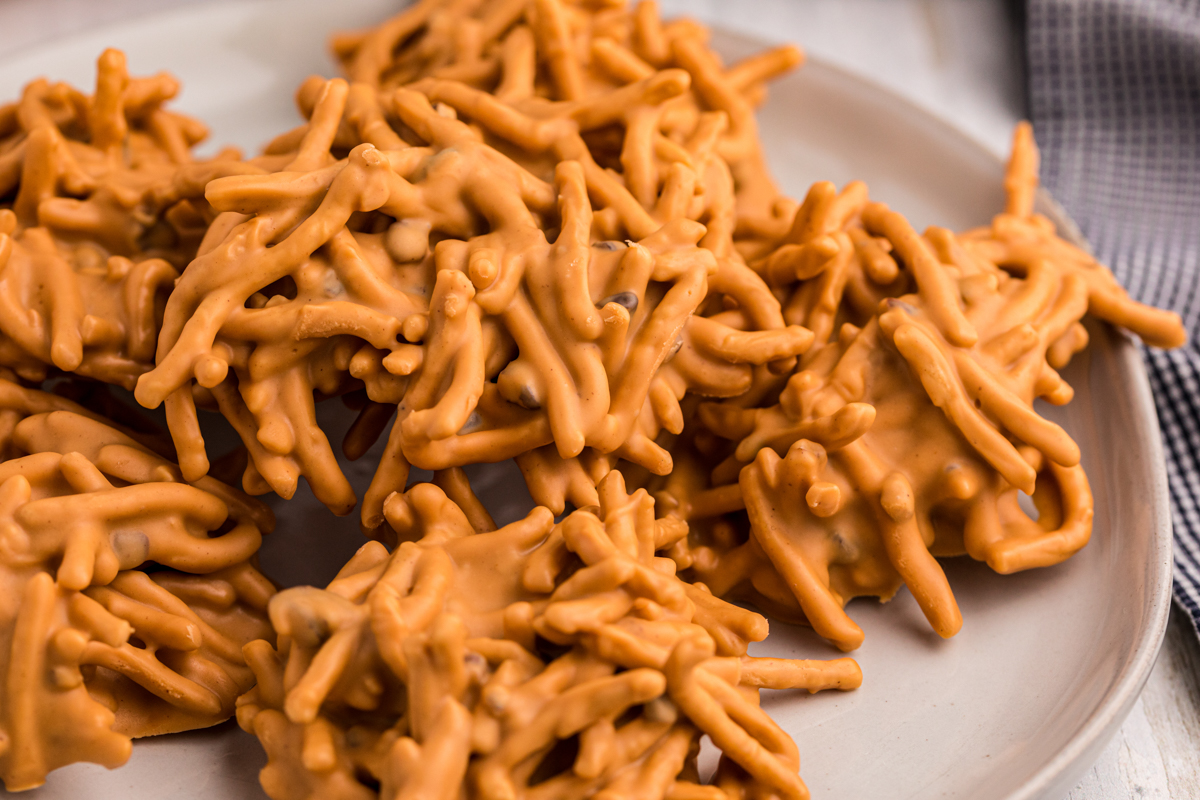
[0, 0, 1190, 796]
[331, 0, 800, 240]
[134, 63, 810, 536]
[0, 379, 275, 791]
[237, 472, 859, 800]
[642, 124, 1185, 650]
[0, 49, 242, 390]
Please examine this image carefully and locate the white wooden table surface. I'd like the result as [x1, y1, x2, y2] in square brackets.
[1, 0, 1197, 797]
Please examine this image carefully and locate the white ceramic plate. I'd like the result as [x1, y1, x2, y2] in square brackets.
[0, 4, 1173, 799]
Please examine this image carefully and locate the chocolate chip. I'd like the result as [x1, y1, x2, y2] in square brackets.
[599, 291, 638, 312]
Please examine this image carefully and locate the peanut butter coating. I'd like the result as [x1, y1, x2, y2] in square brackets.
[645, 124, 1184, 651]
[237, 471, 859, 800]
[136, 0, 812, 537]
[0, 0, 1188, 794]
[0, 379, 276, 791]
[330, 0, 801, 237]
[0, 49, 242, 390]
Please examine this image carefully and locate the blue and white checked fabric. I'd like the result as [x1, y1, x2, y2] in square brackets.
[1027, 0, 1200, 638]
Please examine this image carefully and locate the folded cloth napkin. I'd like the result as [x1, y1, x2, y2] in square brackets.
[1027, 0, 1200, 638]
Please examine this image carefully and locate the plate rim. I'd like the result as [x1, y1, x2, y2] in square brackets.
[1018, 325, 1173, 799]
[0, 6, 1175, 800]
[747, 43, 1175, 798]
[1018, 196, 1174, 799]
[711, 31, 1175, 796]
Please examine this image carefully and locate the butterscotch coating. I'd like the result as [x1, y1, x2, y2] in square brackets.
[381, 53, 813, 512]
[135, 70, 811, 535]
[0, 49, 241, 390]
[645, 125, 1185, 651]
[959, 124, 1186, 351]
[236, 471, 860, 800]
[0, 380, 276, 791]
[320, 0, 817, 521]
[331, 0, 801, 237]
[325, 0, 809, 356]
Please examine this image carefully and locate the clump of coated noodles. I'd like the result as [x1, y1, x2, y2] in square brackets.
[0, 48, 242, 389]
[640, 124, 1186, 651]
[237, 471, 859, 800]
[0, 379, 276, 791]
[330, 0, 802, 246]
[134, 73, 811, 539]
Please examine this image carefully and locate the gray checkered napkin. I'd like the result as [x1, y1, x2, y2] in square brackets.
[1027, 0, 1200, 638]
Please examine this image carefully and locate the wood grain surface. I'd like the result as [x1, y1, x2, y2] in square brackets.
[1068, 608, 1200, 800]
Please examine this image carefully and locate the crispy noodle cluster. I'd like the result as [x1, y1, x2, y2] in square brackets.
[0, 0, 1189, 795]
[0, 49, 238, 390]
[237, 472, 859, 800]
[0, 378, 276, 790]
[646, 123, 1186, 650]
[134, 1, 813, 538]
[331, 0, 801, 241]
